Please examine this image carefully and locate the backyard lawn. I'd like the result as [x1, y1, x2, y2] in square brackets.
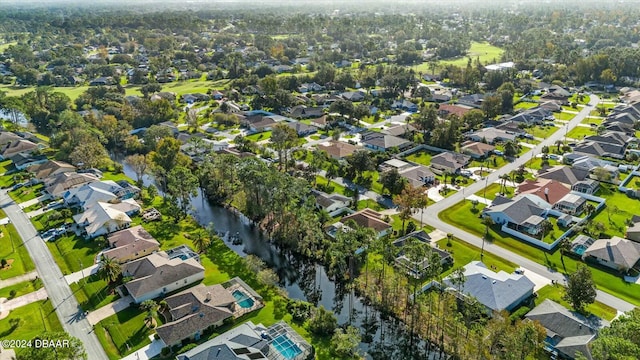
[404, 150, 435, 166]
[246, 131, 272, 142]
[592, 185, 640, 238]
[315, 176, 348, 196]
[95, 307, 160, 360]
[535, 284, 616, 321]
[439, 199, 640, 306]
[474, 183, 513, 201]
[553, 112, 577, 121]
[581, 117, 603, 125]
[46, 234, 103, 275]
[566, 126, 595, 140]
[436, 236, 517, 277]
[0, 224, 35, 279]
[526, 125, 560, 139]
[0, 300, 63, 342]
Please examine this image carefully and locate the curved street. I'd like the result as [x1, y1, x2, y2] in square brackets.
[415, 97, 636, 312]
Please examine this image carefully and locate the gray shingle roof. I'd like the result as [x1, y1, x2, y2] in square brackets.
[584, 236, 640, 269]
[485, 195, 549, 224]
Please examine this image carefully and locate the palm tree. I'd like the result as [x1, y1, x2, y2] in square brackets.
[141, 300, 159, 328]
[539, 219, 554, 241]
[481, 216, 494, 258]
[584, 203, 596, 217]
[192, 231, 212, 253]
[559, 238, 572, 272]
[98, 255, 121, 284]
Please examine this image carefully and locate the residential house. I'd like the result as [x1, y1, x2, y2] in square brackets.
[392, 230, 452, 278]
[44, 172, 100, 198]
[507, 106, 554, 126]
[437, 104, 472, 118]
[289, 105, 324, 119]
[73, 199, 141, 239]
[495, 120, 526, 135]
[28, 160, 76, 181]
[430, 152, 471, 174]
[571, 179, 599, 195]
[391, 99, 418, 112]
[516, 179, 572, 206]
[313, 190, 351, 216]
[627, 221, 640, 243]
[379, 159, 413, 172]
[333, 208, 392, 239]
[582, 236, 640, 272]
[0, 132, 22, 148]
[176, 320, 312, 360]
[284, 121, 318, 137]
[553, 193, 587, 215]
[63, 180, 124, 209]
[573, 140, 626, 160]
[443, 261, 535, 314]
[466, 127, 516, 144]
[537, 166, 590, 187]
[457, 93, 485, 108]
[341, 91, 365, 102]
[526, 299, 605, 360]
[360, 131, 412, 152]
[461, 141, 496, 159]
[9, 153, 47, 170]
[540, 85, 571, 103]
[483, 194, 551, 235]
[1, 139, 39, 160]
[317, 141, 361, 160]
[309, 115, 329, 129]
[298, 82, 324, 93]
[381, 124, 417, 139]
[121, 252, 205, 304]
[102, 225, 160, 264]
[89, 76, 114, 86]
[155, 284, 236, 347]
[398, 164, 436, 187]
[241, 115, 277, 133]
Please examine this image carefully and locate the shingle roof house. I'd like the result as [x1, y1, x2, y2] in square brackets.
[516, 178, 571, 206]
[360, 131, 412, 151]
[317, 141, 361, 159]
[430, 152, 471, 174]
[537, 166, 589, 187]
[121, 252, 205, 303]
[103, 225, 160, 264]
[156, 284, 236, 347]
[583, 236, 640, 272]
[466, 127, 516, 144]
[28, 160, 76, 180]
[526, 299, 606, 360]
[483, 194, 551, 235]
[1, 139, 38, 160]
[73, 199, 140, 239]
[443, 261, 535, 313]
[330, 208, 392, 239]
[45, 172, 100, 198]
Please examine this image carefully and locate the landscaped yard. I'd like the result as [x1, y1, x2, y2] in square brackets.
[527, 125, 560, 139]
[95, 307, 160, 360]
[404, 150, 435, 166]
[357, 199, 385, 211]
[8, 183, 44, 203]
[526, 157, 559, 171]
[246, 131, 272, 142]
[0, 300, 63, 342]
[0, 159, 12, 174]
[439, 199, 640, 306]
[31, 209, 72, 232]
[581, 117, 603, 125]
[553, 111, 577, 121]
[0, 278, 42, 299]
[0, 224, 35, 279]
[566, 126, 595, 140]
[315, 175, 349, 196]
[420, 41, 504, 69]
[70, 275, 120, 311]
[568, 94, 591, 105]
[592, 185, 640, 238]
[535, 284, 616, 321]
[474, 183, 513, 201]
[436, 236, 517, 277]
[469, 155, 508, 169]
[514, 101, 538, 110]
[46, 234, 104, 275]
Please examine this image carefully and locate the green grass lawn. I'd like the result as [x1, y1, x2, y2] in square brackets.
[246, 131, 272, 142]
[437, 236, 517, 277]
[404, 150, 435, 166]
[0, 300, 63, 342]
[592, 185, 640, 238]
[474, 183, 513, 200]
[469, 155, 508, 169]
[46, 234, 103, 275]
[526, 157, 559, 171]
[535, 284, 616, 321]
[95, 307, 159, 360]
[0, 278, 42, 299]
[8, 183, 44, 203]
[568, 94, 591, 105]
[514, 101, 539, 110]
[30, 209, 70, 232]
[581, 117, 603, 126]
[315, 176, 348, 196]
[0, 41, 17, 52]
[0, 174, 15, 189]
[101, 171, 134, 184]
[415, 41, 504, 71]
[566, 126, 595, 140]
[70, 275, 120, 312]
[590, 109, 608, 117]
[439, 199, 640, 306]
[0, 224, 35, 279]
[360, 170, 385, 195]
[527, 125, 560, 139]
[553, 112, 577, 121]
[0, 160, 12, 174]
[357, 199, 385, 211]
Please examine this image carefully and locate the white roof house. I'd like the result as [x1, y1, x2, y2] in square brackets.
[63, 180, 124, 209]
[73, 199, 141, 239]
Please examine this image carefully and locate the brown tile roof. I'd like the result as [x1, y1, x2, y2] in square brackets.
[438, 104, 472, 117]
[2, 139, 37, 158]
[317, 141, 361, 159]
[28, 160, 76, 180]
[102, 226, 160, 263]
[341, 208, 391, 233]
[517, 178, 571, 205]
[461, 141, 495, 157]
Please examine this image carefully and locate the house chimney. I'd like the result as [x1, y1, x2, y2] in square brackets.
[206, 291, 211, 302]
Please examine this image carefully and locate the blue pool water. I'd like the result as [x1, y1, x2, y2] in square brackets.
[232, 290, 255, 308]
[574, 245, 586, 256]
[271, 334, 302, 360]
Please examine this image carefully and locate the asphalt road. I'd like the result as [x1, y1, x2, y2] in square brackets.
[0, 190, 108, 359]
[415, 97, 638, 312]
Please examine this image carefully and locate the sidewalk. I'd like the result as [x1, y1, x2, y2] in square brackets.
[120, 335, 165, 360]
[86, 295, 133, 325]
[0, 288, 48, 318]
[18, 194, 50, 210]
[0, 271, 38, 288]
[465, 194, 492, 206]
[64, 264, 100, 285]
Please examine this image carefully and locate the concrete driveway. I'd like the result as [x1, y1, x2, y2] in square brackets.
[86, 295, 133, 325]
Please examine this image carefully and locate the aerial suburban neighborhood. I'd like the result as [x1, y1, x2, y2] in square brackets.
[0, 0, 639, 359]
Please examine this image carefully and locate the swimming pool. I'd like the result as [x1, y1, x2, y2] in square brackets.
[232, 289, 255, 308]
[573, 244, 587, 256]
[271, 334, 302, 360]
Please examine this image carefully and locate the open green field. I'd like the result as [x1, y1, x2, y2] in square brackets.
[439, 199, 640, 306]
[535, 284, 617, 321]
[315, 175, 348, 196]
[566, 126, 595, 140]
[0, 300, 63, 342]
[404, 150, 434, 166]
[415, 42, 505, 71]
[0, 224, 35, 279]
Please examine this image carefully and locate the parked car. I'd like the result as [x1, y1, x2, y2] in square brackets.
[493, 150, 504, 156]
[460, 170, 472, 177]
[11, 183, 24, 191]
